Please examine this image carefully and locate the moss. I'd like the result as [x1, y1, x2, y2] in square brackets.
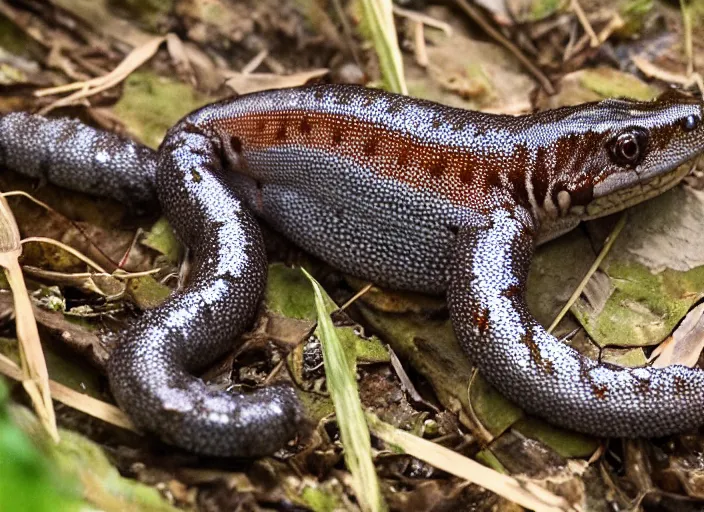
[512, 417, 599, 458]
[112, 71, 214, 149]
[469, 374, 523, 436]
[579, 68, 659, 101]
[617, 0, 655, 37]
[0, 14, 44, 58]
[574, 261, 704, 348]
[529, 0, 568, 21]
[108, 0, 173, 31]
[301, 485, 344, 512]
[199, 1, 229, 25]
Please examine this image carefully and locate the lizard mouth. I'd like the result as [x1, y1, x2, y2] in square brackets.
[577, 160, 695, 220]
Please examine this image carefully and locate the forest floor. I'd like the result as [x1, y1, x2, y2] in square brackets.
[1, 0, 704, 511]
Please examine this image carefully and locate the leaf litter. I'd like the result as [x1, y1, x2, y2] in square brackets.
[0, 0, 704, 510]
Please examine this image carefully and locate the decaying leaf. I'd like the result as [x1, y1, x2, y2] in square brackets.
[652, 302, 704, 369]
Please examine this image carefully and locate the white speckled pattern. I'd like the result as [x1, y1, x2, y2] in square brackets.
[1, 84, 704, 454]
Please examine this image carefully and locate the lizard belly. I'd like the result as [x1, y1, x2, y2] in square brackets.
[230, 146, 466, 294]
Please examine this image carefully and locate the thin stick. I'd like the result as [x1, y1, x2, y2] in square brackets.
[571, 0, 599, 47]
[454, 0, 555, 95]
[547, 214, 626, 333]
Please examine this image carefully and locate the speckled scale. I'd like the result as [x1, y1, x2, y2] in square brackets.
[0, 111, 304, 456]
[2, 84, 704, 451]
[448, 207, 704, 437]
[0, 112, 157, 207]
[186, 84, 704, 438]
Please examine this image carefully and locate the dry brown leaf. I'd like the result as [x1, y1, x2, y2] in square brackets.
[166, 33, 196, 86]
[36, 35, 167, 114]
[652, 303, 704, 369]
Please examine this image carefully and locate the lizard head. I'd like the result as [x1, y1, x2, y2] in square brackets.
[556, 89, 704, 220]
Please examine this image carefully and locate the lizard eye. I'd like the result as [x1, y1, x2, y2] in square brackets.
[609, 129, 648, 167]
[682, 114, 700, 132]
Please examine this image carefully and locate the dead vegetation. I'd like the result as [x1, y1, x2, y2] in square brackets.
[0, 0, 703, 510]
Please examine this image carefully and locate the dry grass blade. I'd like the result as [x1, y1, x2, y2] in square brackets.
[0, 197, 58, 441]
[0, 353, 136, 432]
[2, 191, 55, 214]
[547, 214, 626, 333]
[367, 413, 578, 512]
[36, 35, 167, 114]
[360, 0, 407, 94]
[392, 5, 453, 36]
[225, 69, 329, 95]
[339, 282, 373, 311]
[631, 55, 702, 92]
[570, 0, 599, 47]
[21, 237, 109, 274]
[680, 0, 693, 76]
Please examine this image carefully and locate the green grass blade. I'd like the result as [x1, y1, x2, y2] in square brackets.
[359, 0, 407, 94]
[301, 269, 386, 512]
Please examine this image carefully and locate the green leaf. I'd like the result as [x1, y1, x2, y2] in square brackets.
[0, 379, 82, 512]
[141, 217, 181, 263]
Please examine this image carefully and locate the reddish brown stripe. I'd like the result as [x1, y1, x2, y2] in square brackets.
[275, 121, 287, 141]
[532, 145, 550, 206]
[363, 137, 379, 156]
[300, 116, 312, 135]
[397, 145, 410, 167]
[213, 110, 522, 206]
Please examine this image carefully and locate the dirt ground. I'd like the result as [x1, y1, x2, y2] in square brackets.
[1, 0, 704, 510]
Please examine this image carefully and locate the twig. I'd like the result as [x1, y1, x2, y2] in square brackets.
[570, 0, 599, 47]
[547, 214, 626, 333]
[454, 0, 555, 95]
[392, 5, 453, 36]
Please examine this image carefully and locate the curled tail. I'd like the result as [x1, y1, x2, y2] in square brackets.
[0, 110, 304, 456]
[0, 112, 157, 207]
[108, 119, 304, 456]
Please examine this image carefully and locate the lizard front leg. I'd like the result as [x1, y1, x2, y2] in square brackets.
[448, 203, 704, 437]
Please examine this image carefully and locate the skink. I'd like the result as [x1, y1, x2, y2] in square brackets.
[0, 84, 703, 455]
